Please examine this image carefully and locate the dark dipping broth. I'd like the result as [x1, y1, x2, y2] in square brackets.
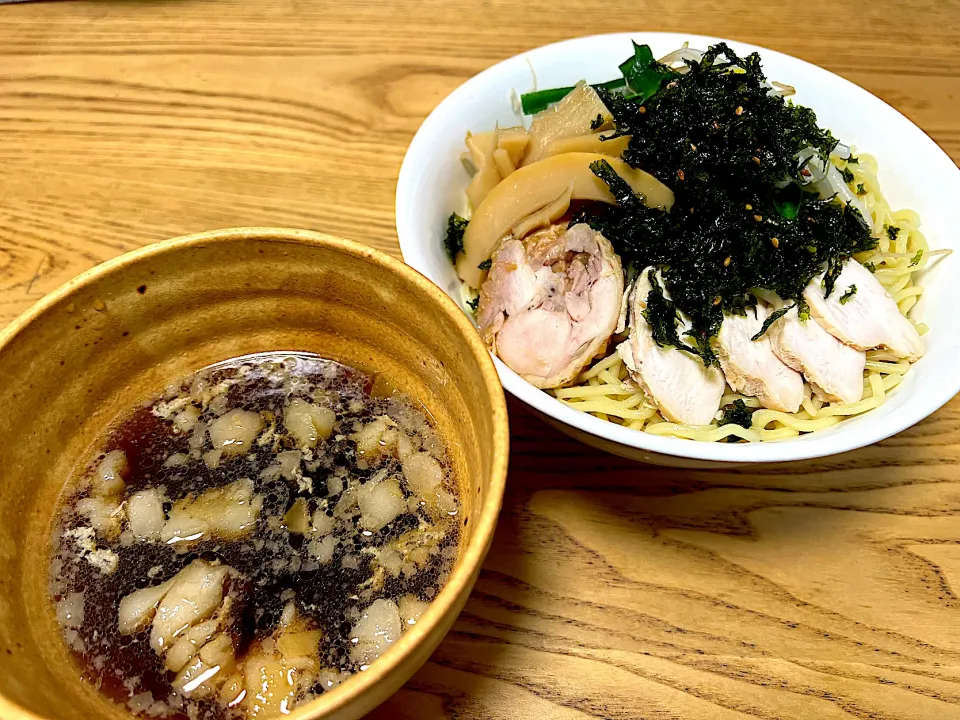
[49, 353, 460, 719]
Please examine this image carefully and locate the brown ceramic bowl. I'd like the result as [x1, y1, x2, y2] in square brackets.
[0, 228, 509, 720]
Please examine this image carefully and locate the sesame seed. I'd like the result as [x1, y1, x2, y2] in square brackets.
[713, 296, 722, 306]
[751, 156, 761, 165]
[690, 143, 697, 151]
[771, 237, 780, 248]
[753, 214, 763, 222]
[723, 256, 732, 267]
[677, 169, 685, 181]
[745, 204, 753, 210]
[638, 106, 647, 114]
[735, 106, 744, 115]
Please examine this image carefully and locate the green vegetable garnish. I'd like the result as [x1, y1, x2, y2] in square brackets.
[846, 156, 859, 164]
[910, 249, 923, 266]
[840, 167, 855, 183]
[886, 225, 900, 241]
[444, 213, 468, 262]
[477, 258, 492, 270]
[772, 183, 802, 221]
[590, 113, 605, 130]
[839, 285, 857, 304]
[466, 295, 480, 312]
[718, 399, 754, 429]
[863, 262, 877, 273]
[519, 41, 675, 115]
[520, 78, 627, 116]
[618, 41, 675, 103]
[856, 183, 867, 195]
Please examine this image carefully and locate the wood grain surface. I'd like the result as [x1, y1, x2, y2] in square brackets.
[3, 1, 960, 718]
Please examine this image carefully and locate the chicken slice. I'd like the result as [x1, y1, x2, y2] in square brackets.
[477, 222, 624, 388]
[128, 488, 167, 541]
[218, 601, 322, 716]
[768, 303, 865, 404]
[160, 478, 263, 548]
[350, 598, 403, 666]
[150, 560, 232, 653]
[173, 631, 238, 699]
[716, 305, 804, 413]
[803, 259, 924, 360]
[118, 577, 177, 636]
[617, 268, 725, 425]
[118, 559, 244, 701]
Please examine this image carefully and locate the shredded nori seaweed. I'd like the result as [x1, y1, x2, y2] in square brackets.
[444, 213, 468, 262]
[641, 272, 695, 355]
[751, 304, 793, 342]
[719, 399, 755, 429]
[577, 43, 876, 365]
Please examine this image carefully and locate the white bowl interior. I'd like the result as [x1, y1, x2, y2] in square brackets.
[397, 32, 960, 464]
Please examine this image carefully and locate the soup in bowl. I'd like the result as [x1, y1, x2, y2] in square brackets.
[0, 228, 508, 720]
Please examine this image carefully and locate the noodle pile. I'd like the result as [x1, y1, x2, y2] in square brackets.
[551, 153, 940, 442]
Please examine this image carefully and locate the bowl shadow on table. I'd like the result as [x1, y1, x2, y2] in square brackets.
[365, 395, 960, 719]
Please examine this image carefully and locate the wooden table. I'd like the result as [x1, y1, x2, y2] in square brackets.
[3, 1, 960, 718]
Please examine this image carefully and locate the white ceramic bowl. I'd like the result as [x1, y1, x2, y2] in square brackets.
[396, 32, 960, 467]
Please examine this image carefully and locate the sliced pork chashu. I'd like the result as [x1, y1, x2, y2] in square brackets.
[618, 268, 725, 425]
[477, 223, 624, 388]
[803, 259, 924, 360]
[768, 303, 865, 404]
[716, 305, 804, 413]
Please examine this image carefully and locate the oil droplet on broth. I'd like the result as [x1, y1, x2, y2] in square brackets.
[48, 352, 461, 720]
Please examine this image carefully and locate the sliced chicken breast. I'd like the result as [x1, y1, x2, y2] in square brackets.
[803, 259, 924, 360]
[477, 223, 624, 388]
[617, 268, 725, 425]
[769, 303, 865, 404]
[716, 305, 804, 413]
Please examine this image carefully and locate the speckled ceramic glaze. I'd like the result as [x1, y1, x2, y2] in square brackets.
[0, 228, 509, 720]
